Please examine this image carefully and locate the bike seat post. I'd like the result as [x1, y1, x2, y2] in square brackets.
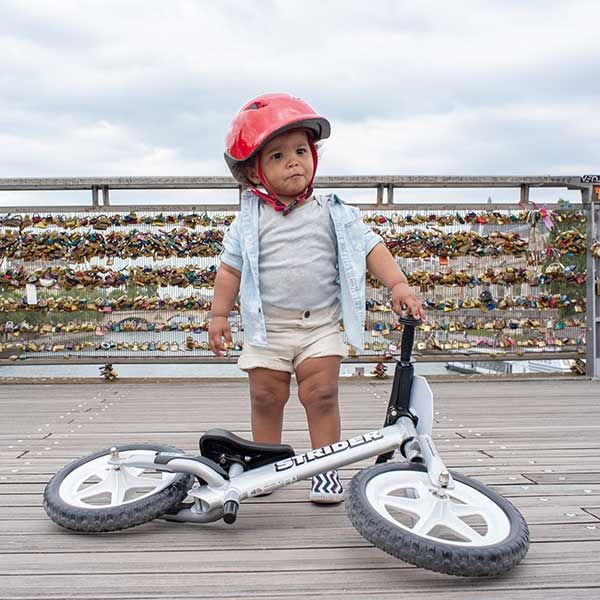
[228, 462, 244, 478]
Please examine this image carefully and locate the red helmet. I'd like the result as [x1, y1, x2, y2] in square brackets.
[224, 93, 331, 185]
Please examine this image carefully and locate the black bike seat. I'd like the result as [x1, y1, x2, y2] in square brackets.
[199, 428, 295, 470]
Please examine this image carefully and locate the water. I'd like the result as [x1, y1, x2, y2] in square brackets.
[1, 326, 452, 378]
[0, 360, 449, 379]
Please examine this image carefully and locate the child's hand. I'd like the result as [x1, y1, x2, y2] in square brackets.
[391, 282, 426, 321]
[208, 316, 233, 356]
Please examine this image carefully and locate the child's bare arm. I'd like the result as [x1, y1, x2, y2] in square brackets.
[366, 242, 407, 288]
[211, 262, 241, 317]
[208, 263, 241, 355]
[366, 243, 425, 319]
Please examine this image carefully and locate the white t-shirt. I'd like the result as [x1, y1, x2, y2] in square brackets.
[257, 195, 340, 310]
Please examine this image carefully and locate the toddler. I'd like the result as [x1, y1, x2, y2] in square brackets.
[209, 93, 424, 503]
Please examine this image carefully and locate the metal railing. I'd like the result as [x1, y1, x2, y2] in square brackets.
[1, 175, 598, 377]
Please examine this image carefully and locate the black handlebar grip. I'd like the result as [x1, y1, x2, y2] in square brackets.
[223, 500, 239, 524]
[399, 317, 421, 363]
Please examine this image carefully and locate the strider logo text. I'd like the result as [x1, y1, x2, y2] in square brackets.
[274, 431, 385, 471]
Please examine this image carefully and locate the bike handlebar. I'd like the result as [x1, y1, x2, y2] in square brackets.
[397, 316, 421, 363]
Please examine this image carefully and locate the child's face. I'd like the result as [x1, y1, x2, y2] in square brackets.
[249, 129, 315, 202]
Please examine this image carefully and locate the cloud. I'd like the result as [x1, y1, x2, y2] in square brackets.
[322, 99, 600, 176]
[0, 0, 598, 191]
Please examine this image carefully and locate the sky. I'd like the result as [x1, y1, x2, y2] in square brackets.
[0, 0, 598, 205]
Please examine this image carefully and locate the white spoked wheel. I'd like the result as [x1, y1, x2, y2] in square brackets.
[366, 469, 510, 547]
[346, 463, 529, 577]
[44, 444, 193, 532]
[58, 450, 179, 509]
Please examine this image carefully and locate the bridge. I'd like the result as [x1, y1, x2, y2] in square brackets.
[1, 376, 599, 599]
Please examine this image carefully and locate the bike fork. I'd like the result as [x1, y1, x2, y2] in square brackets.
[404, 434, 455, 492]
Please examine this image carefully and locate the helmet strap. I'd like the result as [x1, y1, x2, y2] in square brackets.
[250, 138, 319, 216]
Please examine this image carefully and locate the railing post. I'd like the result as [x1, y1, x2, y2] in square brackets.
[92, 186, 99, 208]
[519, 184, 530, 206]
[102, 185, 110, 206]
[387, 183, 394, 205]
[584, 185, 599, 378]
[376, 184, 384, 206]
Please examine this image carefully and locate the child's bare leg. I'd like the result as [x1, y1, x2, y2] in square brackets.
[295, 356, 341, 448]
[247, 367, 291, 444]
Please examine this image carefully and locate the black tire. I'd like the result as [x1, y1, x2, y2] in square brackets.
[44, 443, 193, 533]
[346, 462, 529, 577]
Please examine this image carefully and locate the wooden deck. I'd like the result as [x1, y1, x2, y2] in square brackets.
[1, 377, 599, 599]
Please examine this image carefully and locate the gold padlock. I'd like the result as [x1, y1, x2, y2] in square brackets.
[596, 278, 600, 296]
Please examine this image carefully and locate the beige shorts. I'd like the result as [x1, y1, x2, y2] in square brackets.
[238, 303, 348, 373]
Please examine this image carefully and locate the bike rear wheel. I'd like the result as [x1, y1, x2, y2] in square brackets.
[44, 443, 193, 532]
[346, 462, 529, 576]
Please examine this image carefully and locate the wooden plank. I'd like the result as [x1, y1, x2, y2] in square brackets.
[4, 453, 600, 476]
[1, 517, 599, 544]
[3, 487, 599, 516]
[3, 540, 600, 576]
[2, 562, 600, 600]
[522, 473, 600, 485]
[0, 496, 600, 524]
[1, 379, 600, 599]
[257, 592, 600, 600]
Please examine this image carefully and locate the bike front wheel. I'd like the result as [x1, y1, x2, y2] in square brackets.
[44, 443, 193, 532]
[346, 463, 529, 576]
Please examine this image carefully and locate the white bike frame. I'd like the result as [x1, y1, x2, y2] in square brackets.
[108, 376, 453, 525]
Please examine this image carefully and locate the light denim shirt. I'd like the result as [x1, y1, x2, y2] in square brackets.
[219, 190, 383, 349]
